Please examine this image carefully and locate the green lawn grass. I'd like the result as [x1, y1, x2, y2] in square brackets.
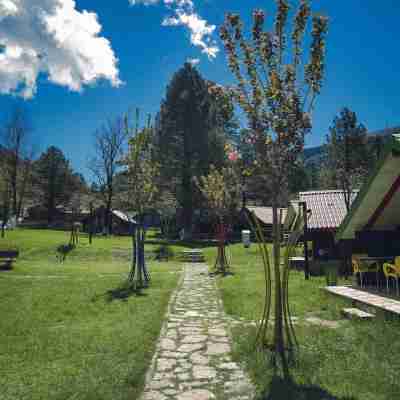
[0, 229, 181, 400]
[210, 242, 400, 400]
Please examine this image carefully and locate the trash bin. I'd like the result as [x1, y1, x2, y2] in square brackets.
[242, 230, 251, 248]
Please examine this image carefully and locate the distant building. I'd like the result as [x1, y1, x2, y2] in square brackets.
[24, 204, 90, 229]
[285, 190, 358, 259]
[241, 206, 288, 241]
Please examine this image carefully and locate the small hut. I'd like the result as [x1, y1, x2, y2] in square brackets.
[242, 206, 287, 241]
[285, 190, 357, 260]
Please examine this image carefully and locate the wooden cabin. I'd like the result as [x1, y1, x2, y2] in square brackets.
[242, 206, 287, 241]
[285, 190, 357, 260]
[336, 134, 400, 258]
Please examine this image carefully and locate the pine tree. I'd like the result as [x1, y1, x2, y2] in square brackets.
[156, 63, 236, 237]
[33, 146, 77, 224]
[325, 107, 369, 210]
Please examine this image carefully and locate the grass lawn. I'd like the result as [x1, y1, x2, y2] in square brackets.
[209, 242, 400, 400]
[0, 229, 181, 400]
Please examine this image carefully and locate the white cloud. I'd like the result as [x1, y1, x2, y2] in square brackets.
[187, 57, 200, 65]
[0, 0, 121, 98]
[128, 0, 159, 5]
[130, 0, 219, 59]
[162, 10, 218, 59]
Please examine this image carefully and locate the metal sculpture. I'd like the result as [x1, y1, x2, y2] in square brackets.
[246, 209, 306, 374]
[213, 218, 231, 275]
[128, 218, 150, 291]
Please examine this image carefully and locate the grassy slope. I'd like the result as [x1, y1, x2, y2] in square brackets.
[0, 229, 180, 400]
[207, 242, 400, 400]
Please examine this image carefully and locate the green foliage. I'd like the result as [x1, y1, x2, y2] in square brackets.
[154, 244, 174, 261]
[124, 111, 159, 216]
[288, 160, 311, 195]
[33, 146, 80, 223]
[195, 164, 242, 220]
[323, 107, 370, 209]
[155, 63, 237, 231]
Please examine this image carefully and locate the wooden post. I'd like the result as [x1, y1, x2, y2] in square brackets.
[300, 201, 310, 280]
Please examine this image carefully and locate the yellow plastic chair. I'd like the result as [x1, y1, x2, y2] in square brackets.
[383, 257, 400, 296]
[352, 254, 379, 288]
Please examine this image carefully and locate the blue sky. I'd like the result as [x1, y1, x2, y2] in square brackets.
[0, 0, 399, 179]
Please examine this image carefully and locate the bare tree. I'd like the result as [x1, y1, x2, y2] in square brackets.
[0, 158, 12, 237]
[1, 107, 35, 219]
[89, 116, 127, 234]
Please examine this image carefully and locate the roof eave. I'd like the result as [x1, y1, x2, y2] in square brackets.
[335, 134, 400, 242]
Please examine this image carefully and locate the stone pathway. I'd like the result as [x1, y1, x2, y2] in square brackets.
[141, 263, 255, 400]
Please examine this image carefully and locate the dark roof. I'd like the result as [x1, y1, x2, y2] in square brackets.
[298, 190, 358, 231]
[246, 206, 287, 225]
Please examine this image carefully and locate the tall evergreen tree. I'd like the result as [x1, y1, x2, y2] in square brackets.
[156, 63, 236, 237]
[34, 146, 76, 224]
[324, 107, 369, 210]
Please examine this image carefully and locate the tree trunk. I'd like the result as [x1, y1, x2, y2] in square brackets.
[1, 201, 9, 238]
[47, 199, 55, 225]
[214, 218, 229, 275]
[128, 220, 150, 291]
[11, 173, 17, 218]
[106, 196, 113, 235]
[16, 163, 30, 220]
[89, 203, 94, 244]
[182, 172, 193, 239]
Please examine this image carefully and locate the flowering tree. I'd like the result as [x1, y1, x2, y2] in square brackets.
[124, 110, 159, 291]
[214, 0, 328, 376]
[195, 163, 242, 275]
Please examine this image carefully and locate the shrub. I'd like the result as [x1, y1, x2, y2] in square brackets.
[154, 245, 174, 261]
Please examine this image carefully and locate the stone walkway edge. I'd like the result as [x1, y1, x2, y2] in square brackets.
[140, 263, 255, 400]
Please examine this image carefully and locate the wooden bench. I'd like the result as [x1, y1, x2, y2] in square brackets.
[0, 250, 19, 270]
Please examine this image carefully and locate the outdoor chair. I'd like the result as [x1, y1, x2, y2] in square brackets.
[383, 257, 400, 296]
[352, 254, 379, 288]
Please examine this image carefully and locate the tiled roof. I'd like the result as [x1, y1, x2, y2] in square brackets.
[246, 206, 287, 225]
[112, 210, 136, 224]
[299, 190, 358, 230]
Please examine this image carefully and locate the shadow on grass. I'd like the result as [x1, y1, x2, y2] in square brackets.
[209, 271, 235, 278]
[260, 376, 357, 400]
[91, 284, 148, 303]
[105, 285, 148, 302]
[144, 239, 219, 249]
[0, 263, 13, 271]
